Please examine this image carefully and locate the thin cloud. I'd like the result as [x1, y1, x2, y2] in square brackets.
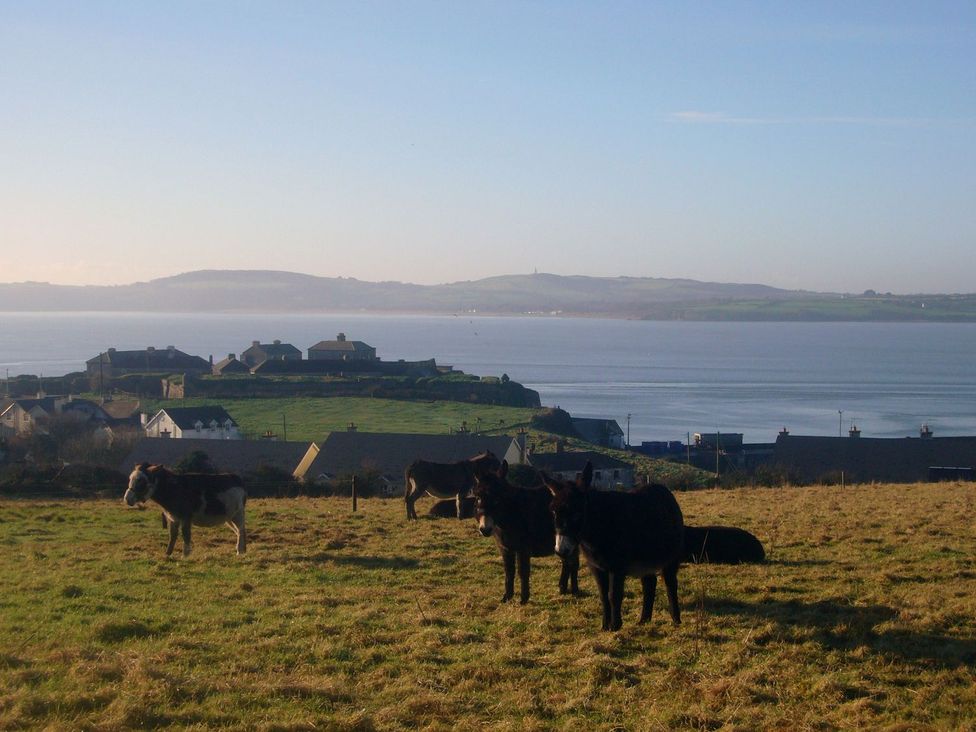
[669, 111, 973, 128]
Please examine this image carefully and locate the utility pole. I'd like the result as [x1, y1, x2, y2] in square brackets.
[838, 410, 843, 437]
[626, 413, 631, 448]
[715, 430, 720, 477]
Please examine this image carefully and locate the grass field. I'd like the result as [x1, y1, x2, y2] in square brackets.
[142, 397, 541, 443]
[2, 482, 975, 730]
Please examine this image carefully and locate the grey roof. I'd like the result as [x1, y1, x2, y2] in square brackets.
[242, 342, 302, 358]
[153, 406, 238, 430]
[308, 339, 374, 353]
[529, 450, 632, 473]
[571, 417, 624, 442]
[300, 431, 519, 480]
[87, 347, 210, 372]
[772, 434, 976, 484]
[121, 437, 313, 475]
[1, 396, 62, 416]
[213, 356, 250, 374]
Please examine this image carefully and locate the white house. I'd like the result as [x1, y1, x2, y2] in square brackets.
[143, 406, 242, 440]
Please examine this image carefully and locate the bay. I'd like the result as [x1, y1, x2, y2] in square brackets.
[1, 312, 975, 444]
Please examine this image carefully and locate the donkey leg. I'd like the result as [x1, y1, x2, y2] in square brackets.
[165, 521, 179, 556]
[517, 552, 531, 605]
[569, 548, 580, 596]
[559, 559, 569, 595]
[663, 561, 681, 625]
[501, 549, 516, 603]
[455, 492, 464, 520]
[608, 573, 626, 631]
[404, 481, 418, 520]
[181, 521, 192, 558]
[639, 574, 657, 624]
[591, 567, 612, 631]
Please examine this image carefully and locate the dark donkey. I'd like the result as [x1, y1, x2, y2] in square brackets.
[404, 451, 500, 520]
[544, 463, 684, 631]
[125, 463, 247, 557]
[473, 461, 580, 604]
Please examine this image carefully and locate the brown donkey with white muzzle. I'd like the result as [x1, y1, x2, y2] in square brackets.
[125, 463, 247, 557]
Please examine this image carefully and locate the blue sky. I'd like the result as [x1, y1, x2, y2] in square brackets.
[2, 1, 974, 292]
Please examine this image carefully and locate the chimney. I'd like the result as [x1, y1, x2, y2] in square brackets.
[337, 333, 346, 342]
[252, 340, 260, 347]
[920, 424, 933, 439]
[779, 427, 790, 438]
[849, 424, 861, 438]
[273, 339, 281, 345]
[228, 353, 236, 361]
[107, 347, 116, 354]
[516, 428, 527, 464]
[347, 422, 358, 432]
[209, 355, 214, 366]
[147, 346, 155, 353]
[140, 412, 148, 427]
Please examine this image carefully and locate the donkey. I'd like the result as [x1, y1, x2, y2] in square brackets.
[683, 525, 765, 564]
[473, 461, 580, 604]
[125, 463, 247, 557]
[404, 451, 500, 520]
[544, 462, 684, 631]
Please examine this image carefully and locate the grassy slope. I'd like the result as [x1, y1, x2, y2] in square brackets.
[2, 483, 975, 729]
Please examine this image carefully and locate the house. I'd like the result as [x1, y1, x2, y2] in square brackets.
[770, 432, 976, 484]
[143, 406, 242, 440]
[294, 431, 525, 495]
[572, 417, 626, 449]
[212, 354, 251, 376]
[307, 333, 377, 362]
[239, 340, 302, 368]
[0, 396, 67, 436]
[528, 449, 635, 490]
[86, 346, 211, 378]
[121, 437, 312, 477]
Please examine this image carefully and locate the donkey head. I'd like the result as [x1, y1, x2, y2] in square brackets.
[472, 460, 510, 537]
[469, 450, 501, 477]
[543, 461, 593, 557]
[124, 462, 156, 506]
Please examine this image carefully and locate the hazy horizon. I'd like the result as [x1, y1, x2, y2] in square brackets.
[1, 267, 974, 298]
[3, 3, 974, 293]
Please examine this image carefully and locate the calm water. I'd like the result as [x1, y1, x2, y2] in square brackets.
[2, 312, 975, 444]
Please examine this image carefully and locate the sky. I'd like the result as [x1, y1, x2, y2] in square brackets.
[1, 1, 974, 293]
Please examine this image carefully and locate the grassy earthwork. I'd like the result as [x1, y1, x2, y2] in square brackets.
[1, 482, 975, 730]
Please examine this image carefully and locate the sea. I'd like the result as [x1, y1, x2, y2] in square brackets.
[2, 312, 975, 445]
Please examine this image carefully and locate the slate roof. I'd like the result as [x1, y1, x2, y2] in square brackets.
[308, 339, 374, 354]
[150, 406, 238, 430]
[120, 437, 313, 475]
[87, 347, 210, 372]
[213, 356, 251, 375]
[528, 450, 632, 473]
[297, 431, 520, 481]
[772, 434, 976, 484]
[571, 417, 624, 443]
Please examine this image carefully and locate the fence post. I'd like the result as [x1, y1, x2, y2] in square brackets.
[352, 475, 358, 512]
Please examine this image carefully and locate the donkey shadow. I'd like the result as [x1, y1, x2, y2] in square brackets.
[703, 597, 976, 668]
[301, 552, 420, 570]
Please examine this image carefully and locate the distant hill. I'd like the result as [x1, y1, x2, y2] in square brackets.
[2, 270, 975, 321]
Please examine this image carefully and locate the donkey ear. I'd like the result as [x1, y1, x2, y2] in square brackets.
[539, 472, 559, 496]
[136, 462, 149, 471]
[578, 461, 593, 490]
[498, 460, 508, 479]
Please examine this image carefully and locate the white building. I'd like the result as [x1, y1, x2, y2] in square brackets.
[143, 406, 242, 440]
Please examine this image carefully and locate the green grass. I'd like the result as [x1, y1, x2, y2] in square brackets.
[142, 396, 541, 443]
[2, 483, 975, 729]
